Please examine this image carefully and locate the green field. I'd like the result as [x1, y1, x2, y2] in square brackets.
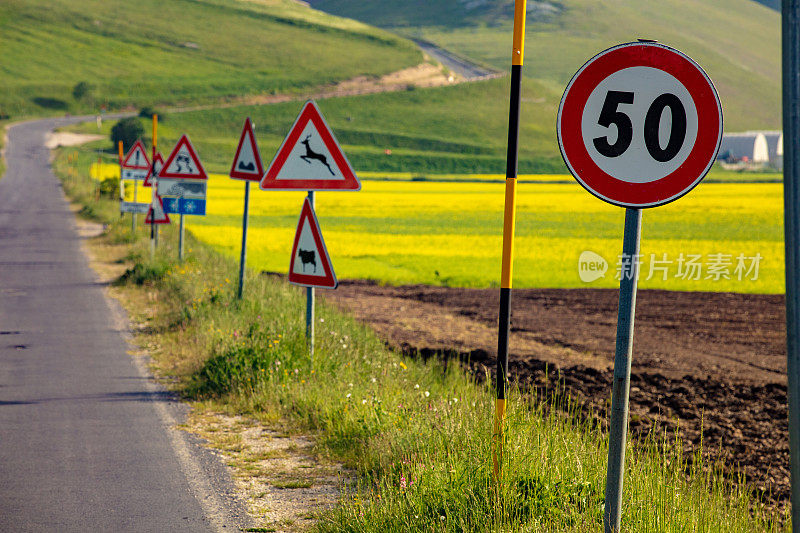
[0, 0, 420, 117]
[74, 80, 567, 175]
[312, 0, 782, 132]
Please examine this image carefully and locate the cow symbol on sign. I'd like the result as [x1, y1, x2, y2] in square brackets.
[300, 135, 335, 176]
[298, 249, 317, 273]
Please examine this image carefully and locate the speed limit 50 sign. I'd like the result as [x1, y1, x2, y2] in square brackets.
[557, 41, 722, 208]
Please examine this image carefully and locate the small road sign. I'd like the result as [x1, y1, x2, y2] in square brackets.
[160, 135, 208, 180]
[145, 193, 170, 224]
[261, 100, 360, 191]
[230, 117, 264, 181]
[143, 153, 163, 187]
[119, 201, 150, 214]
[288, 197, 337, 289]
[122, 140, 150, 171]
[557, 41, 722, 208]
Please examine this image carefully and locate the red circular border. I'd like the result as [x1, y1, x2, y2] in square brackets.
[557, 42, 722, 208]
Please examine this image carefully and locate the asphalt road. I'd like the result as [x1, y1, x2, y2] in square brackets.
[0, 118, 243, 531]
[412, 39, 502, 80]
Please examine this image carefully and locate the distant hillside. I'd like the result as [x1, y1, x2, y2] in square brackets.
[307, 0, 563, 28]
[753, 0, 779, 10]
[309, 0, 781, 131]
[0, 0, 421, 118]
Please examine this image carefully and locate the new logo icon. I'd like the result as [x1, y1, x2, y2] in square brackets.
[578, 251, 608, 282]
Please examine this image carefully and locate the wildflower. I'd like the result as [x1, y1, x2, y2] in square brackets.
[453, 398, 458, 403]
[414, 384, 419, 389]
[319, 318, 325, 323]
[362, 399, 367, 404]
[399, 362, 407, 370]
[348, 383, 353, 388]
[346, 393, 351, 398]
[294, 369, 299, 374]
[400, 475, 407, 489]
[424, 391, 430, 397]
[440, 516, 445, 521]
[371, 377, 376, 383]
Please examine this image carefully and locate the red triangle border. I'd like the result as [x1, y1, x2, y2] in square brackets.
[260, 100, 360, 191]
[160, 134, 208, 180]
[229, 117, 264, 181]
[288, 198, 337, 289]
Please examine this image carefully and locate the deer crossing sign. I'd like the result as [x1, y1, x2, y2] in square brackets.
[260, 100, 360, 191]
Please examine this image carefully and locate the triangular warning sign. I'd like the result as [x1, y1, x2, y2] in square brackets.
[143, 152, 164, 188]
[145, 193, 170, 224]
[230, 117, 264, 181]
[160, 134, 208, 179]
[288, 198, 337, 289]
[260, 100, 360, 191]
[122, 140, 150, 170]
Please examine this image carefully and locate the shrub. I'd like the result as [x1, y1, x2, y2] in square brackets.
[110, 117, 145, 153]
[72, 81, 93, 101]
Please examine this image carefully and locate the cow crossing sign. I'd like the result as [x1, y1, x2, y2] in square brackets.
[287, 197, 337, 289]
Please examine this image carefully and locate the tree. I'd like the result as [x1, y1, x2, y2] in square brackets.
[110, 118, 145, 153]
[72, 81, 93, 101]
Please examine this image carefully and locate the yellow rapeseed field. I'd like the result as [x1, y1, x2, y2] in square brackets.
[98, 163, 784, 293]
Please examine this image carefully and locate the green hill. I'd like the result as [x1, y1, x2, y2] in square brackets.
[0, 0, 421, 118]
[310, 0, 781, 131]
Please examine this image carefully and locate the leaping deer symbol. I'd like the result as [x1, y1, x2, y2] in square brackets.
[300, 134, 335, 176]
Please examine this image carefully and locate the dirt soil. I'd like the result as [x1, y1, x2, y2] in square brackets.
[323, 281, 789, 507]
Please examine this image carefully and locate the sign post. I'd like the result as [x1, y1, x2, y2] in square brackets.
[230, 117, 265, 299]
[261, 100, 359, 354]
[151, 115, 158, 252]
[494, 0, 527, 485]
[120, 139, 151, 230]
[306, 191, 316, 355]
[159, 133, 208, 260]
[557, 41, 722, 532]
[118, 141, 124, 218]
[783, 1, 800, 526]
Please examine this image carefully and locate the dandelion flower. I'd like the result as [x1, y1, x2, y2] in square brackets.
[399, 362, 407, 370]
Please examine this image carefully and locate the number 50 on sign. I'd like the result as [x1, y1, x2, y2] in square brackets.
[557, 41, 722, 208]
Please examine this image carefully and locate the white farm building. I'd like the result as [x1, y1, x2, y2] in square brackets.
[717, 131, 783, 169]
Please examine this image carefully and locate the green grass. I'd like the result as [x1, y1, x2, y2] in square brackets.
[0, 0, 421, 118]
[54, 145, 787, 532]
[73, 78, 566, 176]
[313, 0, 781, 132]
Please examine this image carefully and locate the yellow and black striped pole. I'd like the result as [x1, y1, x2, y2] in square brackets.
[151, 114, 158, 247]
[494, 0, 527, 482]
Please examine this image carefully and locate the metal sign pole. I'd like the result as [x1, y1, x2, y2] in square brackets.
[152, 115, 158, 252]
[604, 207, 642, 533]
[237, 181, 251, 299]
[782, 0, 800, 525]
[178, 214, 185, 261]
[306, 190, 316, 358]
[494, 0, 527, 483]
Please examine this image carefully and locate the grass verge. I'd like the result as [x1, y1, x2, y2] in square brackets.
[54, 146, 788, 531]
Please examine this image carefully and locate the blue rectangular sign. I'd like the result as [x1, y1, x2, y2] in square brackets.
[163, 198, 206, 216]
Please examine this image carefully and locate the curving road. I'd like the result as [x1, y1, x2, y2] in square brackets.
[412, 39, 502, 80]
[0, 118, 245, 531]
